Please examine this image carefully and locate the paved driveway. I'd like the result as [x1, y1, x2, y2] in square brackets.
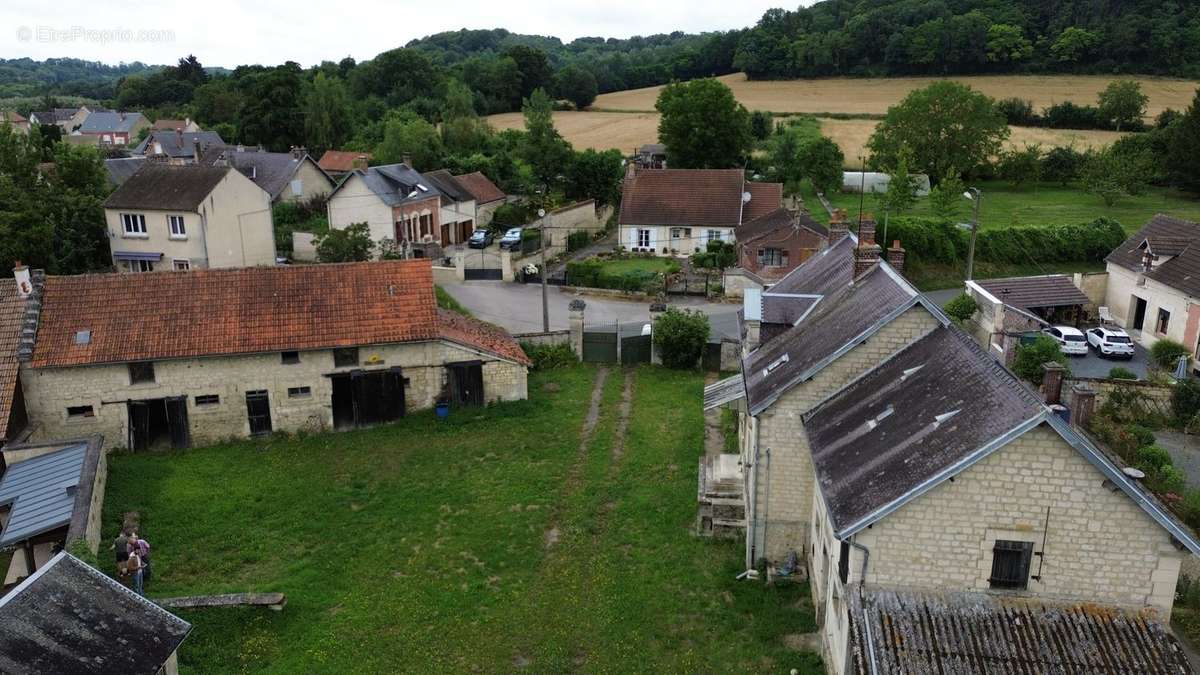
[1067, 342, 1151, 379]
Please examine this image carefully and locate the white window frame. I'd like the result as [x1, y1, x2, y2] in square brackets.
[707, 229, 723, 243]
[124, 259, 154, 273]
[168, 214, 187, 239]
[122, 213, 147, 236]
[290, 179, 303, 196]
[637, 229, 651, 249]
[172, 258, 190, 271]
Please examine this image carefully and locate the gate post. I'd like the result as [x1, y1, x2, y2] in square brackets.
[649, 302, 666, 365]
[501, 250, 515, 282]
[454, 249, 465, 282]
[569, 299, 586, 360]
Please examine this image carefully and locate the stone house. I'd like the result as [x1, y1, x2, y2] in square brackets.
[210, 145, 336, 205]
[133, 130, 226, 163]
[734, 208, 829, 283]
[1104, 214, 1200, 360]
[16, 260, 529, 449]
[74, 111, 150, 146]
[618, 167, 781, 257]
[103, 163, 276, 272]
[317, 149, 372, 179]
[151, 117, 201, 133]
[452, 171, 506, 228]
[805, 324, 1200, 673]
[0, 551, 192, 675]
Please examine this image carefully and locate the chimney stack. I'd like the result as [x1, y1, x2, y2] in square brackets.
[352, 154, 369, 171]
[857, 215, 876, 247]
[829, 209, 849, 244]
[192, 139, 202, 164]
[887, 240, 906, 275]
[1041, 361, 1066, 405]
[402, 153, 412, 168]
[854, 241, 882, 278]
[13, 261, 32, 299]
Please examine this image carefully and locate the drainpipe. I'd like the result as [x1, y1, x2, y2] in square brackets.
[745, 418, 761, 571]
[848, 537, 878, 675]
[761, 447, 771, 565]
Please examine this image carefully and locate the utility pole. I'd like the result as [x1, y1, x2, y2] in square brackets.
[538, 208, 549, 333]
[964, 187, 982, 281]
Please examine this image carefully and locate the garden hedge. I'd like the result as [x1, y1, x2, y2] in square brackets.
[881, 216, 1126, 268]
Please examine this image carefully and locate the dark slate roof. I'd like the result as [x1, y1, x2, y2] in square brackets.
[1106, 214, 1200, 297]
[133, 130, 225, 158]
[78, 111, 144, 134]
[215, 149, 331, 200]
[103, 156, 147, 187]
[423, 169, 474, 204]
[0, 552, 191, 674]
[974, 274, 1090, 310]
[738, 208, 828, 244]
[805, 326, 1043, 535]
[759, 233, 857, 326]
[0, 443, 88, 546]
[329, 163, 442, 208]
[103, 164, 232, 211]
[848, 588, 1194, 675]
[744, 262, 923, 415]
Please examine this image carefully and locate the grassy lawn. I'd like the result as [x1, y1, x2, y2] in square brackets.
[802, 179, 1200, 233]
[595, 257, 682, 275]
[435, 284, 472, 317]
[102, 365, 819, 673]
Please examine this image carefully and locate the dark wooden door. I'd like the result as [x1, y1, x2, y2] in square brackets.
[353, 369, 406, 425]
[440, 223, 451, 247]
[1133, 297, 1147, 330]
[245, 390, 272, 436]
[128, 401, 150, 451]
[165, 396, 191, 449]
[621, 335, 651, 364]
[448, 362, 484, 406]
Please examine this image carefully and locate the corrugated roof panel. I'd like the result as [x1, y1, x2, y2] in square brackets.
[0, 444, 87, 546]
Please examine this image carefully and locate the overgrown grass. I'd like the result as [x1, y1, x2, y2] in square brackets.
[435, 285, 472, 317]
[597, 257, 681, 275]
[101, 366, 818, 673]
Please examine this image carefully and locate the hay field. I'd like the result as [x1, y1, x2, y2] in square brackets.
[592, 73, 1199, 119]
[487, 110, 1127, 165]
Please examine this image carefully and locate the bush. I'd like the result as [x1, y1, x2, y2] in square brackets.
[653, 307, 710, 369]
[1151, 465, 1188, 495]
[881, 216, 1125, 269]
[1012, 335, 1068, 384]
[565, 258, 662, 293]
[1041, 146, 1085, 185]
[314, 222, 373, 262]
[1042, 101, 1102, 130]
[1108, 367, 1138, 380]
[490, 202, 537, 232]
[566, 231, 591, 252]
[1126, 424, 1157, 448]
[1150, 339, 1191, 370]
[996, 97, 1039, 126]
[520, 342, 577, 370]
[1173, 379, 1200, 424]
[1136, 445, 1173, 474]
[943, 293, 978, 324]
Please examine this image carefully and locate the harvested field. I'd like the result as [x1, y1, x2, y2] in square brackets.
[592, 72, 1200, 119]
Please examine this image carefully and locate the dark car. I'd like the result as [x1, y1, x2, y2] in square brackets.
[467, 229, 494, 249]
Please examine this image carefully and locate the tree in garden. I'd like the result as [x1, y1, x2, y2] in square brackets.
[521, 88, 573, 189]
[942, 293, 978, 324]
[314, 222, 374, 262]
[656, 78, 752, 169]
[564, 149, 624, 206]
[798, 136, 844, 195]
[1167, 89, 1200, 192]
[303, 73, 351, 156]
[1080, 147, 1147, 206]
[878, 146, 918, 219]
[374, 111, 443, 169]
[996, 143, 1044, 189]
[1042, 146, 1084, 186]
[867, 81, 1008, 180]
[690, 240, 737, 275]
[769, 127, 843, 197]
[236, 62, 306, 151]
[1098, 80, 1149, 132]
[554, 65, 598, 110]
[750, 110, 774, 140]
[1012, 335, 1068, 384]
[927, 168, 965, 222]
[653, 307, 710, 369]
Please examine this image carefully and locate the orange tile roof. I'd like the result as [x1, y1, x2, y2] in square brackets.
[438, 310, 531, 366]
[318, 150, 372, 173]
[453, 171, 505, 204]
[0, 280, 25, 440]
[745, 182, 783, 222]
[31, 261, 446, 368]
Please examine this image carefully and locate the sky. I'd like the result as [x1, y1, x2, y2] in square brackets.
[1, 0, 788, 68]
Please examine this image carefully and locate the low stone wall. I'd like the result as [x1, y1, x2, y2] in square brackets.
[512, 330, 570, 347]
[66, 436, 107, 554]
[1065, 376, 1174, 417]
[722, 269, 763, 299]
[431, 265, 458, 285]
[292, 232, 318, 262]
[720, 339, 741, 372]
[541, 201, 611, 259]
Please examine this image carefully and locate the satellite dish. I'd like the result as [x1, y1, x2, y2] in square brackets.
[742, 191, 752, 203]
[1122, 467, 1146, 479]
[537, 209, 546, 218]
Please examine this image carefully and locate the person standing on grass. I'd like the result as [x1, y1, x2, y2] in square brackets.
[127, 548, 145, 596]
[114, 530, 130, 577]
[132, 533, 152, 584]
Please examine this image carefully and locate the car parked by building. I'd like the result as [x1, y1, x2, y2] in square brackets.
[1043, 325, 1088, 355]
[498, 227, 524, 251]
[1087, 326, 1135, 359]
[468, 229, 494, 249]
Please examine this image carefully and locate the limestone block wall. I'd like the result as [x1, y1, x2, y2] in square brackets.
[855, 425, 1185, 618]
[22, 340, 527, 448]
[747, 306, 940, 563]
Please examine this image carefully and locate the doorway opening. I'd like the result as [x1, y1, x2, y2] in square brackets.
[1132, 296, 1148, 331]
[246, 390, 272, 436]
[446, 361, 484, 407]
[331, 368, 407, 430]
[127, 397, 189, 451]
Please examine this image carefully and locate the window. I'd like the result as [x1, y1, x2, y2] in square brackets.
[334, 348, 359, 368]
[637, 229, 651, 248]
[758, 248, 786, 267]
[66, 405, 95, 419]
[128, 361, 155, 384]
[837, 541, 850, 584]
[172, 258, 190, 271]
[290, 179, 303, 196]
[288, 386, 312, 399]
[670, 227, 683, 239]
[988, 540, 1033, 590]
[707, 229, 722, 243]
[121, 213, 146, 235]
[195, 394, 220, 406]
[281, 351, 300, 365]
[168, 215, 186, 238]
[123, 259, 154, 273]
[1157, 308, 1171, 334]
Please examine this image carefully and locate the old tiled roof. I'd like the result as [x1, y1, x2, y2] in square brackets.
[738, 208, 828, 245]
[0, 552, 191, 674]
[760, 234, 857, 326]
[806, 326, 1042, 534]
[151, 118, 190, 131]
[744, 262, 923, 415]
[133, 130, 225, 158]
[216, 149, 332, 200]
[0, 280, 24, 441]
[1107, 214, 1200, 297]
[848, 588, 1194, 675]
[30, 260, 443, 368]
[423, 169, 474, 204]
[1, 111, 27, 124]
[103, 163, 232, 211]
[438, 309, 531, 366]
[619, 169, 782, 227]
[974, 274, 1090, 310]
[78, 111, 144, 134]
[318, 150, 372, 173]
[453, 171, 505, 205]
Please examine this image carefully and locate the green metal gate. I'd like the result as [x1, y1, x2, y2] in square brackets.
[621, 335, 651, 364]
[583, 331, 617, 363]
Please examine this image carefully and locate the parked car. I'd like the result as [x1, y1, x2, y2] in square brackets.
[498, 227, 524, 251]
[467, 229, 494, 249]
[1086, 326, 1135, 359]
[1043, 325, 1088, 356]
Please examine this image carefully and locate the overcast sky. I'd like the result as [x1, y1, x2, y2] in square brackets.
[2, 0, 788, 68]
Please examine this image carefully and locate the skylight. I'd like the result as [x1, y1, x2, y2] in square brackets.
[866, 404, 894, 430]
[73, 330, 91, 345]
[899, 365, 924, 381]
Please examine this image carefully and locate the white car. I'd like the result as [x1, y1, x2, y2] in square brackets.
[1086, 326, 1135, 359]
[1043, 325, 1088, 356]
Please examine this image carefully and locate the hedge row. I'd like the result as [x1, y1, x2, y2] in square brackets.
[882, 216, 1126, 267]
[565, 259, 660, 293]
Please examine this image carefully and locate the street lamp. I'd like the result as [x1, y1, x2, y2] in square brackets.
[963, 187, 982, 281]
[538, 208, 549, 333]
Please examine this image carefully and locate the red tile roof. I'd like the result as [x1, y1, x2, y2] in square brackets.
[453, 171, 505, 205]
[31, 261, 448, 368]
[318, 150, 372, 173]
[0, 280, 25, 440]
[2, 111, 28, 124]
[438, 310, 531, 366]
[619, 168, 782, 227]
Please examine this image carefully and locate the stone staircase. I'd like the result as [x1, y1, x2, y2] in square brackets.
[696, 454, 746, 538]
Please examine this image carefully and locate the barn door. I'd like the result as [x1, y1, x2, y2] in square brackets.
[245, 390, 272, 436]
[165, 396, 191, 449]
[447, 361, 484, 407]
[127, 401, 150, 451]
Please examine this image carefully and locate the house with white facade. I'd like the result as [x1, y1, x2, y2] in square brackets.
[102, 163, 276, 272]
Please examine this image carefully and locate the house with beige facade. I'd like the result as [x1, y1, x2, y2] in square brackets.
[74, 111, 150, 146]
[29, 106, 96, 134]
[133, 130, 226, 163]
[103, 163, 276, 271]
[15, 260, 529, 450]
[210, 145, 335, 205]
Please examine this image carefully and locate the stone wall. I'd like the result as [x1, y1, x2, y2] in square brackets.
[1073, 271, 1108, 309]
[721, 268, 763, 299]
[291, 232, 318, 262]
[431, 265, 458, 285]
[746, 306, 940, 564]
[540, 201, 611, 259]
[512, 330, 571, 347]
[21, 341, 528, 448]
[855, 425, 1184, 618]
[1064, 376, 1174, 417]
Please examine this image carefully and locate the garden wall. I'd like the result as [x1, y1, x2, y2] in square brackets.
[292, 232, 318, 262]
[513, 330, 571, 347]
[1065, 376, 1174, 417]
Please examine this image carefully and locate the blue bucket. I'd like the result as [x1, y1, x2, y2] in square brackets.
[435, 403, 450, 419]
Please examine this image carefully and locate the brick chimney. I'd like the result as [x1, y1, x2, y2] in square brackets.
[353, 154, 369, 171]
[1041, 362, 1066, 405]
[829, 209, 849, 244]
[402, 153, 412, 167]
[13, 261, 31, 299]
[854, 241, 882, 278]
[857, 215, 876, 247]
[1071, 384, 1096, 430]
[886, 240, 906, 275]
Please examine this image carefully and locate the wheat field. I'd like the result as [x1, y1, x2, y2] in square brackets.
[592, 72, 1199, 118]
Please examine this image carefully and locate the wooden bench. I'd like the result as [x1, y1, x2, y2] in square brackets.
[156, 592, 287, 611]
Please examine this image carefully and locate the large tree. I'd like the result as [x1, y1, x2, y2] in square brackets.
[303, 73, 351, 155]
[502, 45, 552, 100]
[1098, 80, 1149, 132]
[564, 148, 623, 206]
[866, 80, 1009, 180]
[374, 111, 443, 169]
[554, 65, 598, 110]
[655, 78, 752, 169]
[441, 79, 491, 156]
[1167, 89, 1200, 191]
[236, 62, 306, 151]
[521, 88, 573, 189]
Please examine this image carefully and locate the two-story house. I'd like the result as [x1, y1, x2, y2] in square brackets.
[327, 163, 466, 258]
[133, 130, 226, 163]
[102, 163, 275, 272]
[74, 111, 150, 146]
[212, 145, 336, 205]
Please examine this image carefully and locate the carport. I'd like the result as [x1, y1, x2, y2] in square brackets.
[972, 275, 1091, 326]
